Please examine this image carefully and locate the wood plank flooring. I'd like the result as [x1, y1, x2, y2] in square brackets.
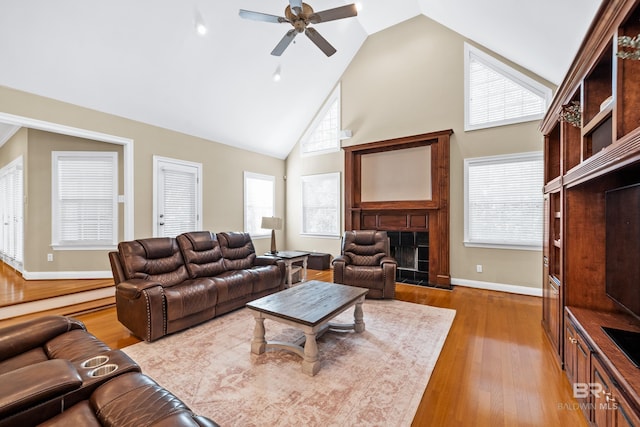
[0, 267, 587, 426]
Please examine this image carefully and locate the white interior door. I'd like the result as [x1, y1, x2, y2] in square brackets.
[0, 156, 24, 271]
[153, 156, 202, 238]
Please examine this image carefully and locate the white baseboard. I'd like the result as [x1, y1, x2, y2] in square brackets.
[451, 277, 542, 297]
[0, 287, 115, 320]
[21, 270, 113, 280]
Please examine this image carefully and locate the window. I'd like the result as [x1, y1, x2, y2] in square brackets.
[52, 151, 118, 249]
[244, 172, 275, 237]
[153, 156, 202, 238]
[464, 152, 543, 250]
[0, 156, 23, 269]
[301, 172, 340, 237]
[301, 83, 341, 156]
[464, 43, 551, 131]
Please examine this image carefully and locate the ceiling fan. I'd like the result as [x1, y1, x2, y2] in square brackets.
[239, 1, 358, 57]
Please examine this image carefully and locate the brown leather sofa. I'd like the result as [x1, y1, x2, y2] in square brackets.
[332, 230, 398, 299]
[110, 231, 286, 342]
[37, 372, 217, 427]
[0, 316, 217, 426]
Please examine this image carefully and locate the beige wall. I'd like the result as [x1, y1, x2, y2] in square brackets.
[0, 85, 285, 277]
[285, 15, 553, 291]
[24, 130, 124, 273]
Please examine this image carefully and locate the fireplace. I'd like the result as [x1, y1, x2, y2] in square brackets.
[388, 231, 429, 285]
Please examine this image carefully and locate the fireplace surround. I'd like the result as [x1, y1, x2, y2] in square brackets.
[342, 130, 452, 289]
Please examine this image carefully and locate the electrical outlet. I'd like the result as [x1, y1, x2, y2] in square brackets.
[476, 264, 483, 273]
[47, 253, 54, 262]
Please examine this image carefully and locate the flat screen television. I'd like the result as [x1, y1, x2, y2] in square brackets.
[604, 183, 640, 368]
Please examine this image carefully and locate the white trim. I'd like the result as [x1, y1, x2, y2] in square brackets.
[0, 124, 20, 147]
[0, 112, 134, 241]
[463, 43, 552, 131]
[0, 286, 114, 320]
[452, 277, 542, 297]
[21, 270, 114, 280]
[152, 156, 203, 237]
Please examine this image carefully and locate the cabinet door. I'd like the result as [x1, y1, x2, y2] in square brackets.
[591, 355, 640, 427]
[565, 314, 577, 383]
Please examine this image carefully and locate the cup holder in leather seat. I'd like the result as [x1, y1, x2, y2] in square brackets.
[80, 355, 110, 368]
[88, 363, 118, 377]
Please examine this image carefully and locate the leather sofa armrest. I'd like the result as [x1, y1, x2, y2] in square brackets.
[332, 255, 348, 284]
[380, 256, 397, 266]
[0, 359, 82, 418]
[0, 316, 86, 363]
[332, 255, 350, 265]
[254, 256, 279, 266]
[116, 279, 163, 299]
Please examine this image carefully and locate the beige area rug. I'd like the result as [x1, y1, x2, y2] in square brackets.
[122, 299, 456, 427]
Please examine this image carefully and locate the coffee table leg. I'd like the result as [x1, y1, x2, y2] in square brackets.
[302, 332, 321, 376]
[251, 315, 266, 354]
[354, 298, 365, 333]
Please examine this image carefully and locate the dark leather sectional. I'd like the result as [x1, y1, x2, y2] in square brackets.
[0, 316, 217, 426]
[109, 231, 286, 341]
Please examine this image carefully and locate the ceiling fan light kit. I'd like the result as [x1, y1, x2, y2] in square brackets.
[239, 1, 358, 57]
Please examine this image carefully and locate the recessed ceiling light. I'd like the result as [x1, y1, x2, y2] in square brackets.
[272, 66, 282, 82]
[195, 10, 207, 36]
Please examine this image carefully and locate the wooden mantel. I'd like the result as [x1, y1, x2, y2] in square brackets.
[342, 129, 452, 287]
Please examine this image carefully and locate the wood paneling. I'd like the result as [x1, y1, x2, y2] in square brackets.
[343, 130, 452, 286]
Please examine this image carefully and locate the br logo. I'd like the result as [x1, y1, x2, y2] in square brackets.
[573, 382, 604, 399]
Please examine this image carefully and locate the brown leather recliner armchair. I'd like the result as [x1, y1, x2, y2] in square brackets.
[332, 230, 397, 299]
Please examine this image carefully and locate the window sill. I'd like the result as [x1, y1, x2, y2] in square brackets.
[463, 241, 542, 251]
[52, 245, 117, 251]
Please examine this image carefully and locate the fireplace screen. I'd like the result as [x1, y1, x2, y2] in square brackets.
[388, 231, 429, 285]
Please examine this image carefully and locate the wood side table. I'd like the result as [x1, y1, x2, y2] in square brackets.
[266, 250, 309, 287]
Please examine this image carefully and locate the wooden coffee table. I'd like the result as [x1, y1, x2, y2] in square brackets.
[246, 280, 368, 376]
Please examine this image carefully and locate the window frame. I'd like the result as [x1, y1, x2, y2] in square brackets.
[300, 83, 341, 157]
[464, 42, 552, 131]
[300, 172, 341, 238]
[243, 171, 276, 239]
[464, 151, 543, 251]
[51, 151, 118, 250]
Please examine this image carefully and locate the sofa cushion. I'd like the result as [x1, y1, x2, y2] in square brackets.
[164, 279, 218, 320]
[0, 347, 48, 376]
[217, 232, 256, 270]
[119, 238, 188, 286]
[249, 265, 284, 294]
[177, 232, 226, 278]
[343, 230, 388, 266]
[211, 271, 254, 304]
[37, 401, 101, 427]
[44, 329, 111, 362]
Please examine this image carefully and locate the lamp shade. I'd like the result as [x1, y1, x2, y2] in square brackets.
[261, 216, 283, 230]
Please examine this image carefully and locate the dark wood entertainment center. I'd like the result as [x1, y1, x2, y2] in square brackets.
[342, 129, 452, 288]
[541, 0, 640, 425]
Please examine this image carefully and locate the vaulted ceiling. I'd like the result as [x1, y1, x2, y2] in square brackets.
[0, 1, 602, 158]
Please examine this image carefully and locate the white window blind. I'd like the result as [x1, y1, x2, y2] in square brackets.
[52, 151, 117, 248]
[301, 84, 341, 156]
[244, 172, 275, 237]
[464, 43, 551, 131]
[301, 172, 340, 237]
[464, 152, 543, 250]
[158, 164, 199, 238]
[0, 157, 23, 269]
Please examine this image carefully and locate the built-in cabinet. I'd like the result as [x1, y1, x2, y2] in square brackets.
[541, 0, 640, 425]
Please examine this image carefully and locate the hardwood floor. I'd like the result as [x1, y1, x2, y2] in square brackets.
[0, 267, 587, 426]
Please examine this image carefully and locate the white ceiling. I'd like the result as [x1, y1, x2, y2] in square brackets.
[0, 0, 602, 159]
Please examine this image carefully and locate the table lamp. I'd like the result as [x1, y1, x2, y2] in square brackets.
[261, 216, 283, 254]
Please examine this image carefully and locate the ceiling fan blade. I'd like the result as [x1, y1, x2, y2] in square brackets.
[288, 0, 303, 16]
[309, 4, 358, 24]
[305, 27, 337, 57]
[271, 29, 298, 56]
[239, 9, 288, 24]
